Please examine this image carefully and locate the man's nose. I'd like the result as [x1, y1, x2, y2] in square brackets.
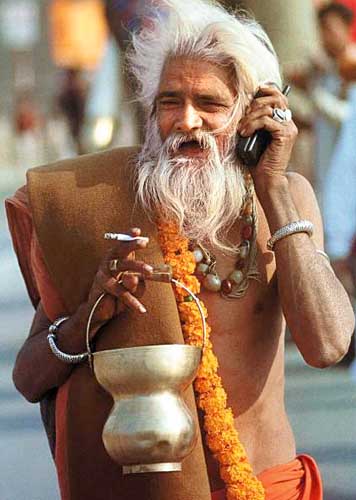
[174, 104, 203, 132]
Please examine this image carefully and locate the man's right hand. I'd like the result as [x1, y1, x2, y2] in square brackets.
[13, 227, 154, 403]
[87, 227, 153, 335]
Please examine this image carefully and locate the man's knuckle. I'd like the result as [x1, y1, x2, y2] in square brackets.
[279, 134, 289, 143]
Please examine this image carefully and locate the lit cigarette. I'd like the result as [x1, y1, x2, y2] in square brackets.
[104, 233, 149, 243]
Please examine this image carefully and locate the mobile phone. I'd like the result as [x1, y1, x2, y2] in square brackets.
[235, 85, 291, 167]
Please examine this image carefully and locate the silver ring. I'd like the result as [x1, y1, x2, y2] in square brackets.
[272, 108, 292, 123]
[115, 271, 125, 285]
[109, 259, 120, 272]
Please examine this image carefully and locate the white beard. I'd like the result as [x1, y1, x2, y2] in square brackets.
[135, 117, 247, 254]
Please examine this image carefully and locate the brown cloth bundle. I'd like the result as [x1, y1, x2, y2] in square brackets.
[26, 147, 211, 499]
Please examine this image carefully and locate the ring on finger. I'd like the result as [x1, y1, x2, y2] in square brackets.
[115, 271, 139, 287]
[272, 107, 292, 123]
[114, 271, 125, 285]
[109, 258, 121, 272]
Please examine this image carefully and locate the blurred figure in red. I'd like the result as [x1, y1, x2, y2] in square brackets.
[14, 94, 44, 168]
[14, 95, 41, 135]
[338, 0, 356, 39]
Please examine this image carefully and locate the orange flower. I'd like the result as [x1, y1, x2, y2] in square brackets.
[194, 373, 220, 393]
[220, 463, 255, 483]
[216, 447, 250, 466]
[204, 407, 235, 433]
[197, 349, 219, 378]
[157, 220, 265, 500]
[226, 480, 265, 500]
[199, 394, 229, 418]
[206, 427, 241, 454]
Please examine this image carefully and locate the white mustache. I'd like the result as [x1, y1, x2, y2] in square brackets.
[164, 131, 216, 154]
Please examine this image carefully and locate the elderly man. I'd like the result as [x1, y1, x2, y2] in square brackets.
[6, 1, 354, 499]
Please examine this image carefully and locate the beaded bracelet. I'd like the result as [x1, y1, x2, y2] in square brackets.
[47, 316, 88, 364]
[267, 220, 314, 250]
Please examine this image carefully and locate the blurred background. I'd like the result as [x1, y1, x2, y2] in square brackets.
[0, 1, 355, 499]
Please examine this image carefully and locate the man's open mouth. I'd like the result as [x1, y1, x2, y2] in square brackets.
[178, 140, 202, 151]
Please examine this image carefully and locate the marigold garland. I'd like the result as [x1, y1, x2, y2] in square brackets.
[157, 221, 265, 500]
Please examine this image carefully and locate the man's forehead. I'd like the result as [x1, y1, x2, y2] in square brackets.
[158, 57, 236, 97]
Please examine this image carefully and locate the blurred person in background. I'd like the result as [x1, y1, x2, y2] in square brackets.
[288, 3, 356, 372]
[13, 94, 44, 169]
[14, 95, 40, 135]
[322, 83, 356, 367]
[57, 68, 88, 154]
[104, 0, 167, 143]
[5, 1, 355, 499]
[288, 2, 356, 214]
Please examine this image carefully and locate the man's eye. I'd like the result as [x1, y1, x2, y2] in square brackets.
[159, 99, 180, 106]
[200, 100, 227, 109]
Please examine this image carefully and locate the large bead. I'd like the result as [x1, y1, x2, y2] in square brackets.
[244, 215, 253, 226]
[235, 258, 245, 270]
[193, 248, 204, 263]
[229, 270, 244, 285]
[239, 241, 250, 258]
[221, 279, 233, 295]
[196, 263, 209, 276]
[203, 273, 222, 292]
[244, 202, 253, 215]
[242, 225, 253, 240]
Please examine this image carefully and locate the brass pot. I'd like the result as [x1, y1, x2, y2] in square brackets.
[86, 276, 206, 474]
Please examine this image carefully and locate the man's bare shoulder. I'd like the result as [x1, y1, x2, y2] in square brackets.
[286, 171, 324, 248]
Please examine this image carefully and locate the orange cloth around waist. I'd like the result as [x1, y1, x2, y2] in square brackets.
[211, 454, 323, 500]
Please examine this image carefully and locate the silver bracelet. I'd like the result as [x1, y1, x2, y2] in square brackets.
[267, 220, 314, 250]
[47, 316, 88, 364]
[316, 249, 330, 263]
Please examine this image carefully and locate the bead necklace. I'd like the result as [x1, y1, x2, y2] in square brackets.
[191, 172, 260, 299]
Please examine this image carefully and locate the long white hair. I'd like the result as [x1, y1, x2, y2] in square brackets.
[128, 0, 282, 112]
[128, 0, 281, 253]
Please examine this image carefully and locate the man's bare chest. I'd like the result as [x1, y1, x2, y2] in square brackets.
[194, 228, 285, 397]
[196, 210, 279, 346]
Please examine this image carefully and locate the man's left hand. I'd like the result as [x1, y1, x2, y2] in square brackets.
[237, 84, 298, 189]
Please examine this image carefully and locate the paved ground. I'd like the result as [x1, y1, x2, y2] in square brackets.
[0, 205, 60, 500]
[1, 195, 355, 499]
[285, 348, 356, 499]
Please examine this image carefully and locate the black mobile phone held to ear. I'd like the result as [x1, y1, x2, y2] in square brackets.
[235, 85, 291, 167]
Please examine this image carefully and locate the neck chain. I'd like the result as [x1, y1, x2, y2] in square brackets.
[191, 172, 259, 299]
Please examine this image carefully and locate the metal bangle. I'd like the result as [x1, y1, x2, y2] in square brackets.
[267, 220, 314, 251]
[48, 316, 69, 334]
[47, 316, 88, 364]
[316, 249, 330, 263]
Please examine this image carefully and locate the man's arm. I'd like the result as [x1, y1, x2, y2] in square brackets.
[258, 172, 354, 367]
[237, 84, 355, 368]
[13, 232, 152, 403]
[13, 301, 96, 403]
